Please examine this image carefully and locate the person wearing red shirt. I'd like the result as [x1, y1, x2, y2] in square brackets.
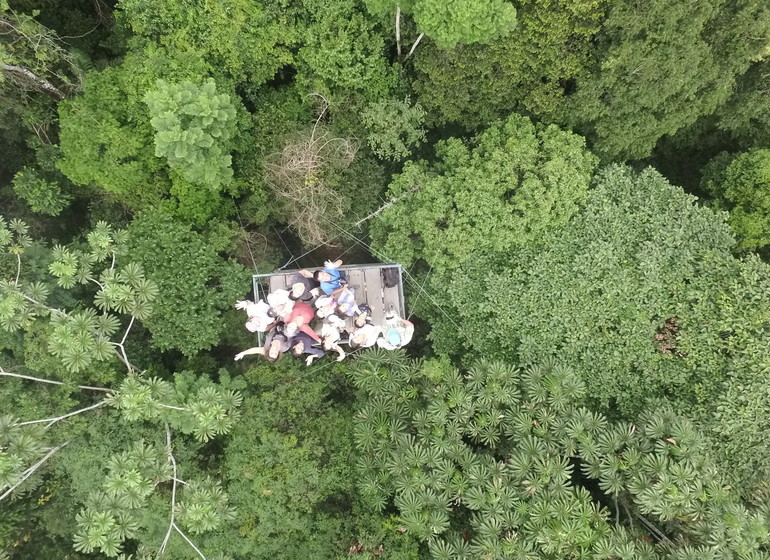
[283, 301, 321, 342]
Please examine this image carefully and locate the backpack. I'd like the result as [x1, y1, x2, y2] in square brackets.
[381, 267, 399, 288]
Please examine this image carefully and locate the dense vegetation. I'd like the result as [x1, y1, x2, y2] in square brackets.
[1, 0, 770, 559]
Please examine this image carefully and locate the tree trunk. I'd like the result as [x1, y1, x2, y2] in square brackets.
[1, 64, 65, 100]
[396, 7, 402, 56]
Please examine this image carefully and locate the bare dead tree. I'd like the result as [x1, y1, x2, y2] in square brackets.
[0, 10, 85, 98]
[265, 96, 358, 247]
[1, 64, 65, 99]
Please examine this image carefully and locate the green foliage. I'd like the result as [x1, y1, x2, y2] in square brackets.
[411, 0, 606, 128]
[108, 372, 243, 442]
[127, 210, 249, 356]
[419, 165, 770, 491]
[295, 0, 401, 103]
[411, 0, 517, 48]
[712, 58, 770, 149]
[0, 415, 45, 497]
[73, 440, 168, 556]
[56, 48, 212, 208]
[6, 0, 770, 557]
[116, 0, 293, 86]
[361, 98, 426, 161]
[0, 215, 32, 257]
[564, 0, 770, 160]
[11, 167, 71, 216]
[702, 149, 770, 249]
[0, 217, 158, 374]
[0, 1, 83, 139]
[166, 173, 229, 226]
[73, 435, 237, 557]
[222, 361, 356, 559]
[56, 59, 164, 205]
[351, 352, 770, 558]
[364, 0, 517, 48]
[371, 113, 597, 271]
[144, 78, 237, 189]
[0, 368, 243, 557]
[176, 477, 236, 535]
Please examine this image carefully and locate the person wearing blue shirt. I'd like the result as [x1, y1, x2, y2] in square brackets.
[313, 259, 347, 295]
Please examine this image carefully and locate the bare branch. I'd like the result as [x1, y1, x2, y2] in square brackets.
[18, 400, 108, 428]
[352, 185, 420, 228]
[172, 524, 207, 560]
[157, 403, 189, 412]
[265, 124, 357, 246]
[158, 425, 207, 560]
[0, 442, 69, 501]
[405, 33, 424, 60]
[1, 64, 65, 100]
[0, 368, 111, 392]
[120, 316, 135, 347]
[158, 425, 178, 557]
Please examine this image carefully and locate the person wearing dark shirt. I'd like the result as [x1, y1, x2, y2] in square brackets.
[234, 323, 291, 362]
[290, 331, 326, 365]
[290, 270, 321, 302]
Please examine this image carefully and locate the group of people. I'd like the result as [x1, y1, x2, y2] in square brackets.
[234, 259, 414, 365]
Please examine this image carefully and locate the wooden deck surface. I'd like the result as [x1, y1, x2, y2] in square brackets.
[259, 265, 404, 335]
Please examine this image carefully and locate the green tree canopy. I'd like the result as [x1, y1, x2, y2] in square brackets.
[364, 0, 517, 49]
[352, 352, 770, 559]
[116, 0, 293, 86]
[371, 113, 597, 272]
[564, 0, 770, 160]
[702, 148, 770, 249]
[144, 78, 237, 190]
[56, 49, 211, 207]
[361, 98, 426, 161]
[410, 165, 770, 491]
[127, 210, 249, 357]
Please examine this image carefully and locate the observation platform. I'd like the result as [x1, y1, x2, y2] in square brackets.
[252, 263, 406, 336]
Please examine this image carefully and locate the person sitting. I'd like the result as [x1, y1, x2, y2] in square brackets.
[376, 310, 414, 350]
[267, 288, 294, 318]
[289, 270, 321, 303]
[290, 331, 326, 366]
[283, 301, 322, 342]
[234, 323, 291, 363]
[320, 315, 346, 361]
[353, 304, 372, 329]
[314, 294, 337, 319]
[348, 323, 382, 350]
[235, 299, 275, 333]
[314, 259, 347, 296]
[334, 288, 360, 317]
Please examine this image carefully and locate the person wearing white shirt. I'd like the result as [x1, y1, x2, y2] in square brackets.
[348, 323, 382, 350]
[267, 289, 294, 318]
[376, 311, 414, 350]
[235, 299, 275, 332]
[320, 315, 346, 361]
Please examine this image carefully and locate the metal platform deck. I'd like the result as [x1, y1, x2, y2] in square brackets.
[252, 263, 406, 341]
